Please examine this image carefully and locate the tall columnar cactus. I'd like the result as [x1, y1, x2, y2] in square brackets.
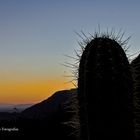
[78, 35, 134, 139]
[131, 54, 140, 139]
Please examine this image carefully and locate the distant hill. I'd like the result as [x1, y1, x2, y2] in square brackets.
[0, 103, 33, 113]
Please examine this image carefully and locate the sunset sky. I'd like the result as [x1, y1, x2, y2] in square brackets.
[0, 0, 140, 104]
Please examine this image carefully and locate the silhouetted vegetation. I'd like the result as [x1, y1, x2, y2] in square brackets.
[131, 54, 140, 140]
[78, 34, 134, 140]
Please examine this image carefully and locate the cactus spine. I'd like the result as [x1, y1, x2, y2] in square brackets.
[78, 36, 134, 139]
[131, 54, 140, 139]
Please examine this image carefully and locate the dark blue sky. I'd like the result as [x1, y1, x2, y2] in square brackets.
[0, 0, 140, 81]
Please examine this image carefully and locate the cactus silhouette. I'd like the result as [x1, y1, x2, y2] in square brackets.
[78, 35, 134, 139]
[131, 54, 140, 139]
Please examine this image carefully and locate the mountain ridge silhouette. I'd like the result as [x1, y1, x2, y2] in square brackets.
[21, 88, 76, 120]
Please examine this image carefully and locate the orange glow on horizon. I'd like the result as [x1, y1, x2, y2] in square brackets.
[0, 78, 75, 104]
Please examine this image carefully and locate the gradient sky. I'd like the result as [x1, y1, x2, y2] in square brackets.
[0, 0, 140, 104]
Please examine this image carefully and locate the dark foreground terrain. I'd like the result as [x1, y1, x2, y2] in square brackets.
[0, 89, 77, 139]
